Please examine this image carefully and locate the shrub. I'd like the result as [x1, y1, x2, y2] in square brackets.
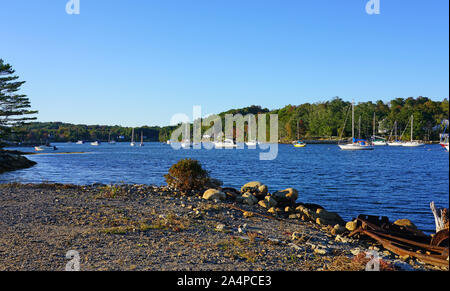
[164, 159, 210, 194]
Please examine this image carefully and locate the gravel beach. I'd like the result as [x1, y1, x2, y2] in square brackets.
[0, 183, 445, 271]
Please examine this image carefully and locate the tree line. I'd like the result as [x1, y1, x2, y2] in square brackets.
[6, 97, 448, 144]
[1, 58, 448, 145]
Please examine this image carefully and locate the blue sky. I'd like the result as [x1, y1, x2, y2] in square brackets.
[1, 0, 448, 126]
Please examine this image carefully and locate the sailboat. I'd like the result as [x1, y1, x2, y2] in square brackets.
[130, 128, 136, 147]
[293, 120, 306, 148]
[181, 139, 191, 148]
[214, 138, 237, 148]
[371, 112, 387, 146]
[439, 120, 449, 152]
[387, 121, 403, 146]
[108, 132, 116, 144]
[402, 115, 424, 147]
[338, 101, 374, 151]
[139, 131, 144, 147]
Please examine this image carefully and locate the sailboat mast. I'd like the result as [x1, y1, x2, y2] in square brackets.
[395, 121, 398, 140]
[358, 116, 361, 140]
[411, 115, 414, 142]
[373, 112, 376, 137]
[352, 101, 355, 140]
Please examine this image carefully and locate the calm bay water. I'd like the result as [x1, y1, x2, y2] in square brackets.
[1, 143, 448, 233]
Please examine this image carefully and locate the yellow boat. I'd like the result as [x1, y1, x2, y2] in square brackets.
[293, 141, 306, 148]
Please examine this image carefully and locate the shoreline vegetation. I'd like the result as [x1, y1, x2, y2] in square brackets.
[0, 158, 447, 271]
[0, 182, 446, 271]
[4, 97, 449, 145]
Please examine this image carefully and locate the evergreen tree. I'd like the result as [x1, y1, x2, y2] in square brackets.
[0, 59, 38, 141]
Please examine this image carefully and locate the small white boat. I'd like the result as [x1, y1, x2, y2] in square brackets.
[402, 115, 424, 147]
[91, 141, 100, 146]
[108, 132, 116, 144]
[181, 140, 191, 149]
[34, 146, 46, 151]
[215, 139, 237, 149]
[440, 132, 449, 152]
[76, 140, 84, 145]
[442, 143, 449, 152]
[245, 140, 258, 147]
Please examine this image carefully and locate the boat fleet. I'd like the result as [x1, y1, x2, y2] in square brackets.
[335, 101, 433, 151]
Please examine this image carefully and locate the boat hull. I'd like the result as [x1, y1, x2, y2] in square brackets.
[372, 141, 387, 146]
[339, 144, 374, 151]
[402, 142, 424, 147]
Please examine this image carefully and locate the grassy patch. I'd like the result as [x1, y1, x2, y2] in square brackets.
[217, 237, 260, 263]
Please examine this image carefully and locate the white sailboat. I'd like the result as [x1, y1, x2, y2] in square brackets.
[387, 121, 403, 146]
[402, 115, 424, 147]
[130, 128, 136, 147]
[181, 140, 191, 148]
[338, 101, 374, 151]
[108, 132, 116, 144]
[245, 140, 257, 147]
[440, 121, 449, 152]
[139, 131, 144, 147]
[372, 112, 387, 146]
[76, 140, 84, 145]
[214, 138, 237, 149]
[91, 141, 100, 146]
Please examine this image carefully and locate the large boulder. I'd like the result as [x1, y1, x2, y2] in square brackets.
[202, 189, 226, 201]
[221, 187, 240, 200]
[237, 192, 259, 206]
[272, 188, 298, 205]
[315, 208, 345, 226]
[0, 152, 37, 174]
[295, 205, 317, 221]
[258, 196, 278, 209]
[394, 219, 425, 236]
[240, 181, 268, 199]
[345, 220, 358, 232]
[296, 205, 345, 226]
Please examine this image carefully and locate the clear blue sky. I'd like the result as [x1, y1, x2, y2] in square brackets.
[1, 0, 448, 127]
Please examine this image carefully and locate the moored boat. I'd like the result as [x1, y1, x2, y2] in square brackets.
[338, 101, 374, 151]
[402, 115, 424, 147]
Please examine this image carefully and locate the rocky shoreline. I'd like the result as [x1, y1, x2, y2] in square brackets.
[0, 151, 37, 174]
[0, 182, 446, 271]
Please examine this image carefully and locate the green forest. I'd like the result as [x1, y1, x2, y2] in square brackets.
[5, 97, 450, 144]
